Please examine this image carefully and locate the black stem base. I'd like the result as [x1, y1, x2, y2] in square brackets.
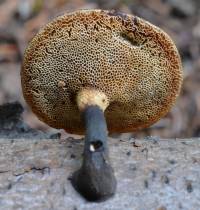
[71, 106, 117, 202]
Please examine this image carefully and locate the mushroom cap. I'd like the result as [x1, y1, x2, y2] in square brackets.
[21, 9, 182, 134]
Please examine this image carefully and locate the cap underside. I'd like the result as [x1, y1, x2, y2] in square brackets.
[21, 9, 182, 134]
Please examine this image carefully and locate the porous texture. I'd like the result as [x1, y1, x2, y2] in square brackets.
[21, 9, 182, 134]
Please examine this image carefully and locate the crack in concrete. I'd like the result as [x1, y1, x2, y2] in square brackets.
[13, 166, 51, 176]
[0, 170, 10, 174]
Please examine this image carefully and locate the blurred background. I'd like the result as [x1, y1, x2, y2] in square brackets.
[0, 0, 199, 139]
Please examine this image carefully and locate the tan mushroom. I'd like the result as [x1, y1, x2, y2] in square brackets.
[21, 9, 183, 201]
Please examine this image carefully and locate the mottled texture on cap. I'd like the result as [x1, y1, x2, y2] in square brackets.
[21, 9, 182, 134]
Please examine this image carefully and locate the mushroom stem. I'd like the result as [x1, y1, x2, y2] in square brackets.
[71, 105, 117, 201]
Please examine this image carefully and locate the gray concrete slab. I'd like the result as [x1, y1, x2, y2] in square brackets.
[0, 137, 199, 210]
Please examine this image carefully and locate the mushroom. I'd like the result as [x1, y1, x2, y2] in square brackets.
[21, 10, 182, 201]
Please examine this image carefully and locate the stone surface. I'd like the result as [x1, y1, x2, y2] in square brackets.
[0, 137, 199, 210]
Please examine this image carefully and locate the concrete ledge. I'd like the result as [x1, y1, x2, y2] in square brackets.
[0, 137, 199, 210]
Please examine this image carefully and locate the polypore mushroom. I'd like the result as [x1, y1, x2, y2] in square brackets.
[21, 10, 182, 201]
